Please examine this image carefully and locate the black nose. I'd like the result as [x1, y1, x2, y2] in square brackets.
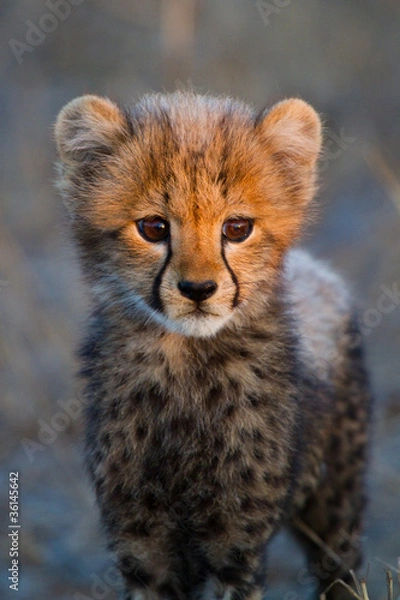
[178, 280, 218, 302]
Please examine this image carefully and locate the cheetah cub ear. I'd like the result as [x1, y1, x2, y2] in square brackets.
[256, 98, 322, 168]
[54, 95, 129, 165]
[255, 98, 322, 207]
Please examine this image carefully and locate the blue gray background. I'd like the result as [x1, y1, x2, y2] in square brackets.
[1, 1, 399, 599]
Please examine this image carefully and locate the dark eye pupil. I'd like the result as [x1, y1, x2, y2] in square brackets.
[138, 218, 169, 242]
[223, 219, 252, 242]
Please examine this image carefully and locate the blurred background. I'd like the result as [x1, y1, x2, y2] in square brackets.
[1, 1, 399, 598]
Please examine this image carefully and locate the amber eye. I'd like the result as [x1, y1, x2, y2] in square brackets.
[137, 217, 170, 243]
[222, 218, 253, 243]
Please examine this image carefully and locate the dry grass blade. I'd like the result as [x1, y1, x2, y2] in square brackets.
[350, 569, 363, 597]
[319, 578, 363, 600]
[160, 0, 196, 85]
[364, 146, 400, 215]
[386, 569, 394, 600]
[293, 518, 347, 569]
[360, 578, 370, 600]
[376, 557, 400, 574]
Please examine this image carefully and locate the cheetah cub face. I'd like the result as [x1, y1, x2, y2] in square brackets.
[55, 92, 321, 337]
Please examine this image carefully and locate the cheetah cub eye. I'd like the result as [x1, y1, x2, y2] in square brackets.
[222, 218, 253, 243]
[137, 217, 170, 243]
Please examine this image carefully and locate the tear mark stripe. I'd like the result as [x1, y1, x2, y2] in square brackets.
[221, 242, 240, 308]
[150, 241, 172, 313]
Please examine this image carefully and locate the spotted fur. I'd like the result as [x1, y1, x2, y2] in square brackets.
[55, 91, 371, 599]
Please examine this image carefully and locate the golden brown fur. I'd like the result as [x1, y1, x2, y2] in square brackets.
[55, 91, 371, 600]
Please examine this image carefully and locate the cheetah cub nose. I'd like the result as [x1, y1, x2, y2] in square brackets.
[178, 280, 218, 302]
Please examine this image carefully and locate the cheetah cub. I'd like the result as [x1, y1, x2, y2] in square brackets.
[55, 92, 371, 600]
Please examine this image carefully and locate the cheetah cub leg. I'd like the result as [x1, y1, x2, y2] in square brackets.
[121, 583, 263, 600]
[196, 578, 264, 600]
[293, 319, 371, 599]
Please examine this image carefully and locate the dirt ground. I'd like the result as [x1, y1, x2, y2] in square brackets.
[1, 2, 399, 599]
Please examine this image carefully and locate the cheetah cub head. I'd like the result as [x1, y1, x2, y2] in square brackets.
[55, 92, 321, 338]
